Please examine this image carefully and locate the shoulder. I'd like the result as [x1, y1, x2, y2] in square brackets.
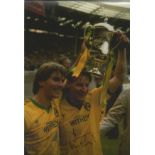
[123, 89, 130, 96]
[119, 89, 130, 102]
[88, 87, 103, 96]
[24, 99, 41, 124]
[24, 99, 33, 111]
[24, 99, 37, 113]
[114, 89, 130, 108]
[24, 99, 43, 131]
[87, 86, 108, 103]
[24, 99, 34, 131]
[24, 98, 31, 104]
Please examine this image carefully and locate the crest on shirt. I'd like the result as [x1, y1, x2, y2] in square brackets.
[84, 102, 91, 111]
[43, 120, 58, 133]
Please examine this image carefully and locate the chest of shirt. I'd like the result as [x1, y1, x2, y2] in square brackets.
[25, 107, 60, 143]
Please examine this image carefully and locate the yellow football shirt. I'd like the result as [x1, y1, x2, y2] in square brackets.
[59, 87, 106, 155]
[24, 98, 60, 155]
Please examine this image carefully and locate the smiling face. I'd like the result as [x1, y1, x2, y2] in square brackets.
[68, 75, 90, 102]
[39, 71, 65, 100]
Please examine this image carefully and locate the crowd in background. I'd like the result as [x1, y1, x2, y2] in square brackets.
[25, 49, 74, 70]
[24, 31, 85, 70]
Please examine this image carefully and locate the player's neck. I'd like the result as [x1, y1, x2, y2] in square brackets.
[33, 94, 51, 109]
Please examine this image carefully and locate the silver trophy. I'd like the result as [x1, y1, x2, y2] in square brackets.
[84, 19, 119, 76]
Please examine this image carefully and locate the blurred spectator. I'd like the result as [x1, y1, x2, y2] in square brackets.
[58, 55, 72, 69]
[100, 89, 130, 155]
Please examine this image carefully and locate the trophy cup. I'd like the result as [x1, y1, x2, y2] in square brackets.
[84, 20, 115, 77]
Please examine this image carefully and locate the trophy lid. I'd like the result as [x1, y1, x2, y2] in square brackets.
[94, 18, 115, 32]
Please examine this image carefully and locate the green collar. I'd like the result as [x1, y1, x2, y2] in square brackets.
[30, 98, 52, 113]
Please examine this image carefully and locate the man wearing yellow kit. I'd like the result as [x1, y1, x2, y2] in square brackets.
[59, 45, 127, 155]
[24, 62, 66, 155]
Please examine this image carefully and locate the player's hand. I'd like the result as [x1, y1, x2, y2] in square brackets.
[114, 31, 129, 49]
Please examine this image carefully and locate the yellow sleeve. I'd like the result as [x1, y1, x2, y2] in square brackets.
[24, 105, 32, 133]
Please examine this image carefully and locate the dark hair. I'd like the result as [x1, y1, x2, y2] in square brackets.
[66, 69, 92, 83]
[33, 61, 67, 94]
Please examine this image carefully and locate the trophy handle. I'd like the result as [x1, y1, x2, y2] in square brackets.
[84, 24, 94, 49]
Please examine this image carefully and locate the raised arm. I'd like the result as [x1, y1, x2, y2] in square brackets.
[108, 47, 127, 93]
[108, 31, 129, 93]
